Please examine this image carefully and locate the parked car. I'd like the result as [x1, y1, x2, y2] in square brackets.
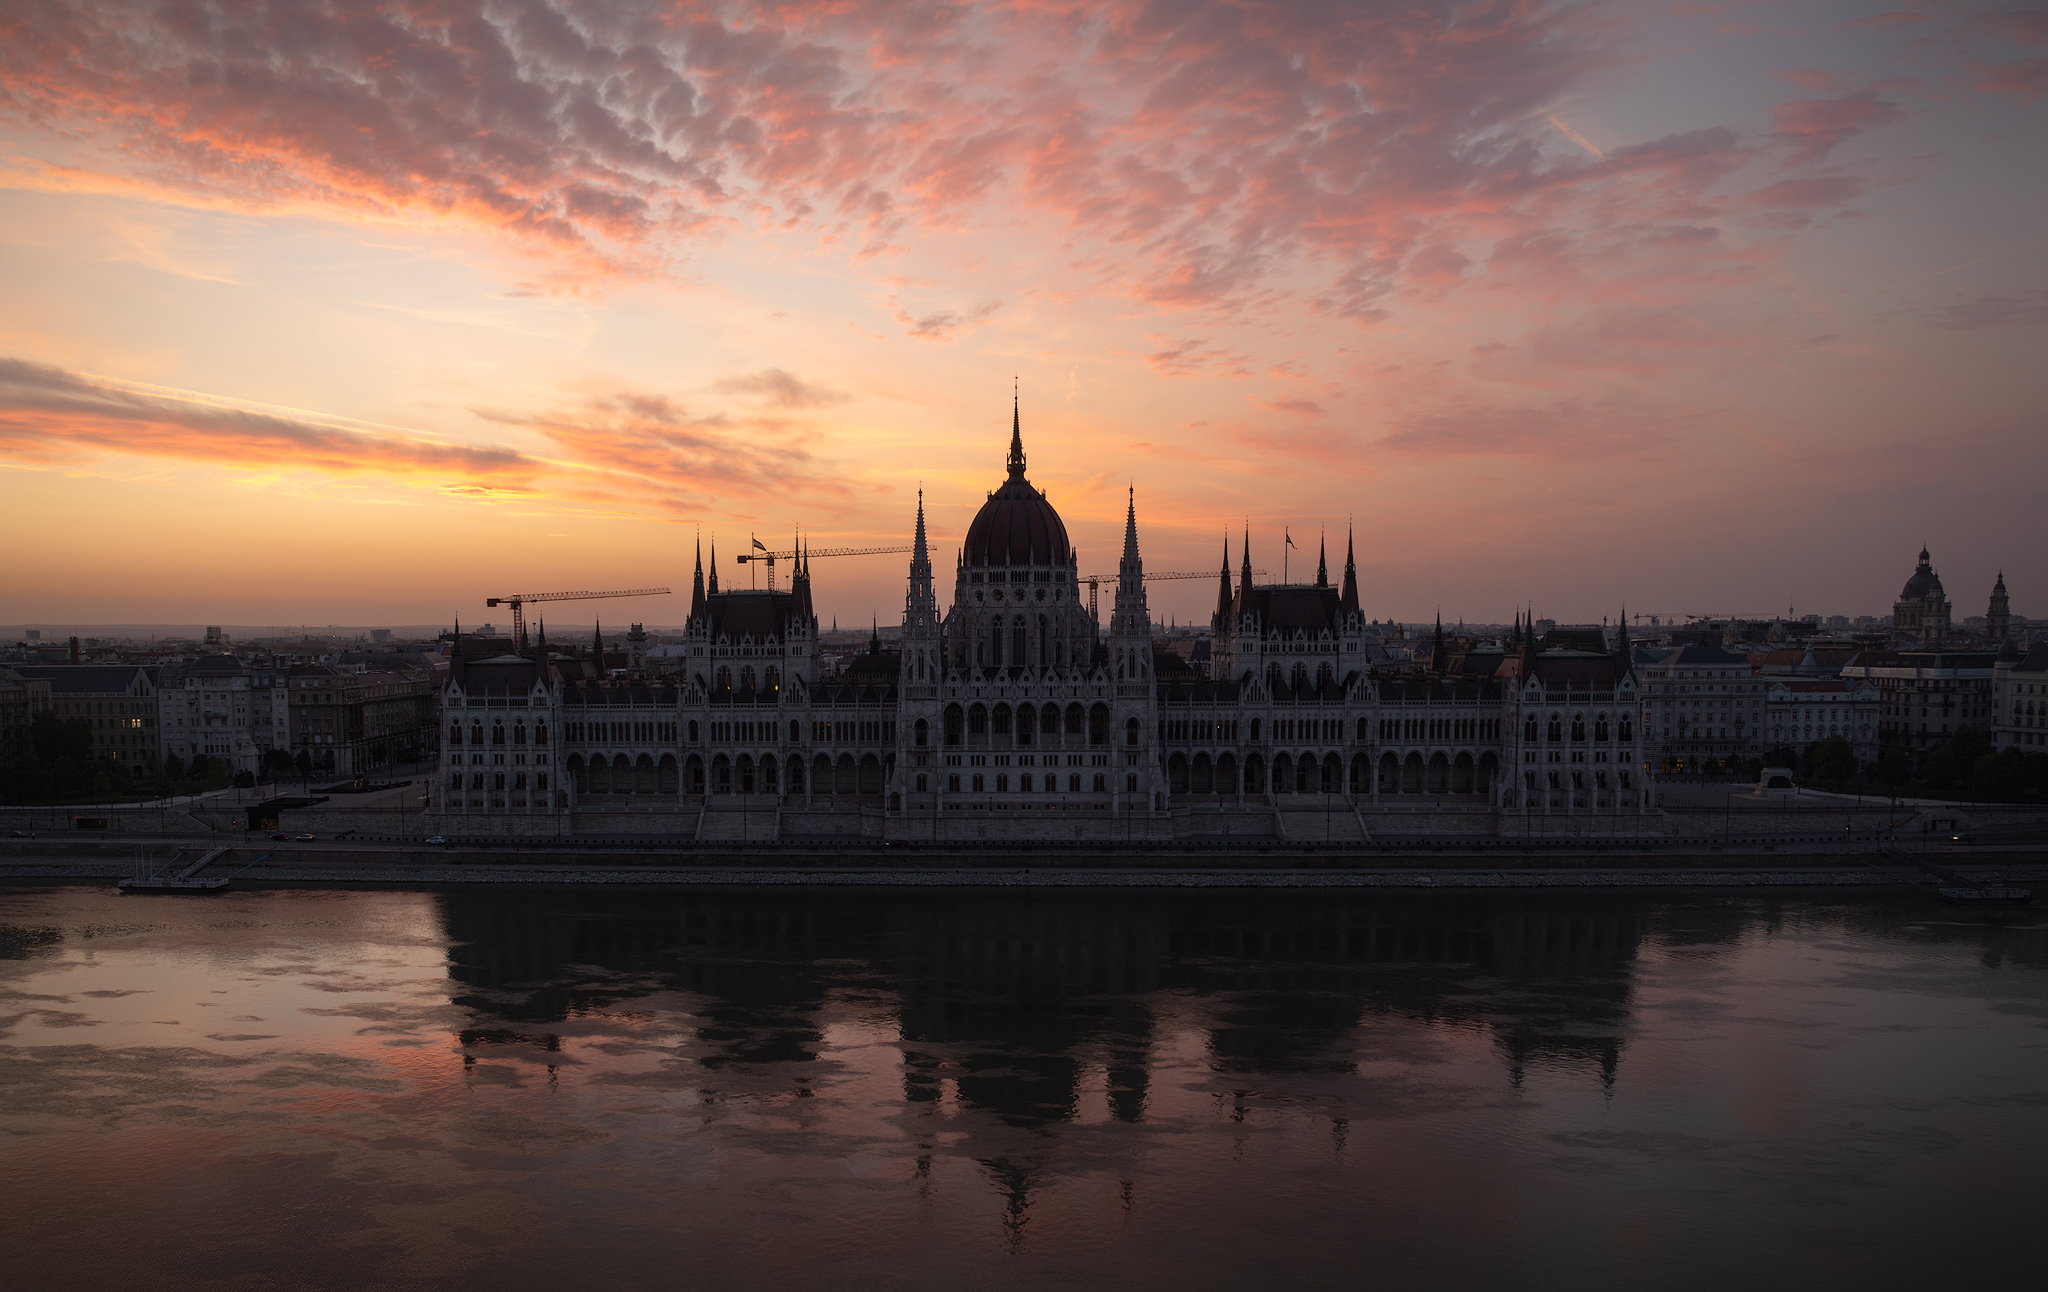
[269, 832, 290, 841]
[424, 836, 448, 845]
[294, 833, 316, 841]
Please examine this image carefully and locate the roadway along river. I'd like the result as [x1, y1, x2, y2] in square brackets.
[2, 882, 2042, 1289]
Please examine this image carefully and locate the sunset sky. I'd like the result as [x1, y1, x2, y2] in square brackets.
[2, 0, 2042, 631]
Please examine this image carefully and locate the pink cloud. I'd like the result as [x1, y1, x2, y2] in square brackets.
[1769, 93, 1907, 164]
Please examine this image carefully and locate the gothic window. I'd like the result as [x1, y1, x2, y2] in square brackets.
[1016, 705, 1035, 744]
[741, 666, 756, 693]
[1251, 718, 1262, 741]
[1571, 717, 1585, 742]
[492, 721, 505, 745]
[945, 705, 963, 745]
[1291, 662, 1307, 690]
[688, 720, 699, 743]
[1042, 706, 1059, 735]
[1317, 663, 1333, 691]
[716, 667, 732, 693]
[969, 704, 987, 735]
[1594, 717, 1609, 742]
[972, 773, 985, 791]
[449, 723, 462, 745]
[1126, 717, 1141, 746]
[915, 718, 929, 747]
[765, 667, 780, 693]
[1547, 717, 1563, 742]
[993, 705, 1012, 735]
[470, 723, 484, 745]
[1619, 717, 1632, 742]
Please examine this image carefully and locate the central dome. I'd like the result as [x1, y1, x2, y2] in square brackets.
[962, 407, 1070, 568]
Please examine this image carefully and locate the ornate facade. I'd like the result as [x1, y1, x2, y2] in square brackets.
[432, 406, 1655, 839]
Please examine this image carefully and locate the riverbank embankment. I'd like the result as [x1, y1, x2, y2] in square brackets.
[7, 840, 2045, 889]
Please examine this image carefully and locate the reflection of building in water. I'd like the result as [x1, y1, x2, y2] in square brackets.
[435, 889, 1643, 1101]
[1156, 896, 1642, 1086]
[892, 896, 1169, 1127]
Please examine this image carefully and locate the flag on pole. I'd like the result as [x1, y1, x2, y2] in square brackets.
[1285, 529, 1297, 549]
[752, 537, 768, 552]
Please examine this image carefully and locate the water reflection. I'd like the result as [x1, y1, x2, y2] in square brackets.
[3, 882, 2043, 1290]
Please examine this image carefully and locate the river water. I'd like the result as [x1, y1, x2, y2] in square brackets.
[2, 882, 2042, 1290]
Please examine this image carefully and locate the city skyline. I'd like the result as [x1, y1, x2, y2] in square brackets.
[2, 1, 2042, 626]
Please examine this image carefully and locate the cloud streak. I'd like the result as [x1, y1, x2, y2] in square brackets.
[0, 355, 854, 516]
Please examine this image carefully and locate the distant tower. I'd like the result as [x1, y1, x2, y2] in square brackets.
[627, 623, 647, 676]
[1987, 571, 2011, 643]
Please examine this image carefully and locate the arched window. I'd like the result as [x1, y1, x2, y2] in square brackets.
[789, 719, 799, 743]
[1619, 717, 1633, 742]
[969, 704, 987, 735]
[914, 718, 929, 747]
[1317, 663, 1333, 691]
[1016, 704, 1035, 744]
[512, 723, 526, 745]
[491, 721, 505, 745]
[1291, 662, 1307, 690]
[535, 722, 546, 746]
[1125, 716, 1140, 746]
[470, 723, 484, 745]
[688, 720, 699, 743]
[1594, 717, 1609, 742]
[765, 666, 780, 694]
[1547, 717, 1563, 742]
[992, 704, 1012, 735]
[449, 723, 462, 745]
[1570, 716, 1586, 742]
[1013, 619, 1026, 666]
[716, 666, 732, 693]
[741, 666, 756, 693]
[1251, 717, 1262, 741]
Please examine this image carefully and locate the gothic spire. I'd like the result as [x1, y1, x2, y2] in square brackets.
[1007, 390, 1026, 478]
[1120, 486, 1141, 577]
[1339, 526, 1361, 617]
[707, 537, 719, 594]
[592, 618, 603, 664]
[1216, 532, 1233, 622]
[1316, 531, 1328, 587]
[690, 532, 706, 619]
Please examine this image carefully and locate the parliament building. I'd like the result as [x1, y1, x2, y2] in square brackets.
[431, 408, 1654, 841]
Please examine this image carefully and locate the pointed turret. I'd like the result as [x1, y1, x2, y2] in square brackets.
[1315, 532, 1328, 587]
[1215, 533, 1233, 623]
[1007, 391, 1026, 478]
[1614, 604, 1632, 680]
[1339, 526, 1360, 618]
[707, 538, 719, 595]
[690, 533, 707, 619]
[1428, 612, 1447, 673]
[592, 618, 603, 667]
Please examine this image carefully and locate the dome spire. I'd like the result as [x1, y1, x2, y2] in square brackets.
[1007, 384, 1026, 478]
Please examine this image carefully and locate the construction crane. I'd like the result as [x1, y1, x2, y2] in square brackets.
[1081, 570, 1269, 622]
[734, 544, 912, 590]
[483, 587, 671, 647]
